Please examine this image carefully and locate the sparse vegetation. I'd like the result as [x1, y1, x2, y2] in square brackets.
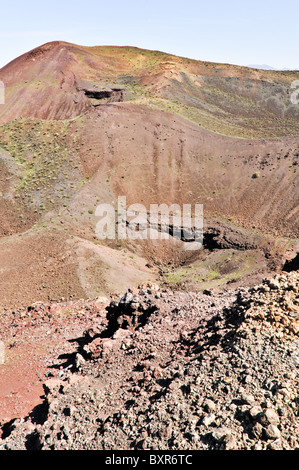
[0, 42, 297, 452]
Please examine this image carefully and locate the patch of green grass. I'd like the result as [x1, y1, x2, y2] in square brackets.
[0, 118, 82, 211]
[165, 250, 261, 289]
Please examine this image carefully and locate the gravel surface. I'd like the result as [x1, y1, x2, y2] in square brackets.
[0, 272, 298, 450]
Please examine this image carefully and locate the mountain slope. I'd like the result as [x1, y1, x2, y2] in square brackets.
[0, 42, 297, 307]
[0, 41, 298, 137]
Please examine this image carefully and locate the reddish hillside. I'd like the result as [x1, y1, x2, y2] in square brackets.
[0, 42, 297, 307]
[0, 41, 298, 137]
[0, 42, 298, 449]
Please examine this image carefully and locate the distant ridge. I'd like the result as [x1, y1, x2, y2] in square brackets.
[248, 64, 299, 71]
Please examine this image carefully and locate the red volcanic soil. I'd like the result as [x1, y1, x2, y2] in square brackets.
[66, 102, 299, 238]
[0, 297, 110, 425]
[0, 41, 298, 137]
[0, 42, 297, 434]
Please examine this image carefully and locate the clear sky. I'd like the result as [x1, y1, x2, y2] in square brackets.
[0, 0, 298, 69]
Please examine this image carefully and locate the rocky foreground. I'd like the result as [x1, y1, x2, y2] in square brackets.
[0, 272, 298, 450]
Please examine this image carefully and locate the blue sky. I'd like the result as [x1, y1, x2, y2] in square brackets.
[0, 0, 298, 69]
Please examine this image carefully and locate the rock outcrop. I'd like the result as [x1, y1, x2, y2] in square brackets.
[0, 273, 297, 450]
